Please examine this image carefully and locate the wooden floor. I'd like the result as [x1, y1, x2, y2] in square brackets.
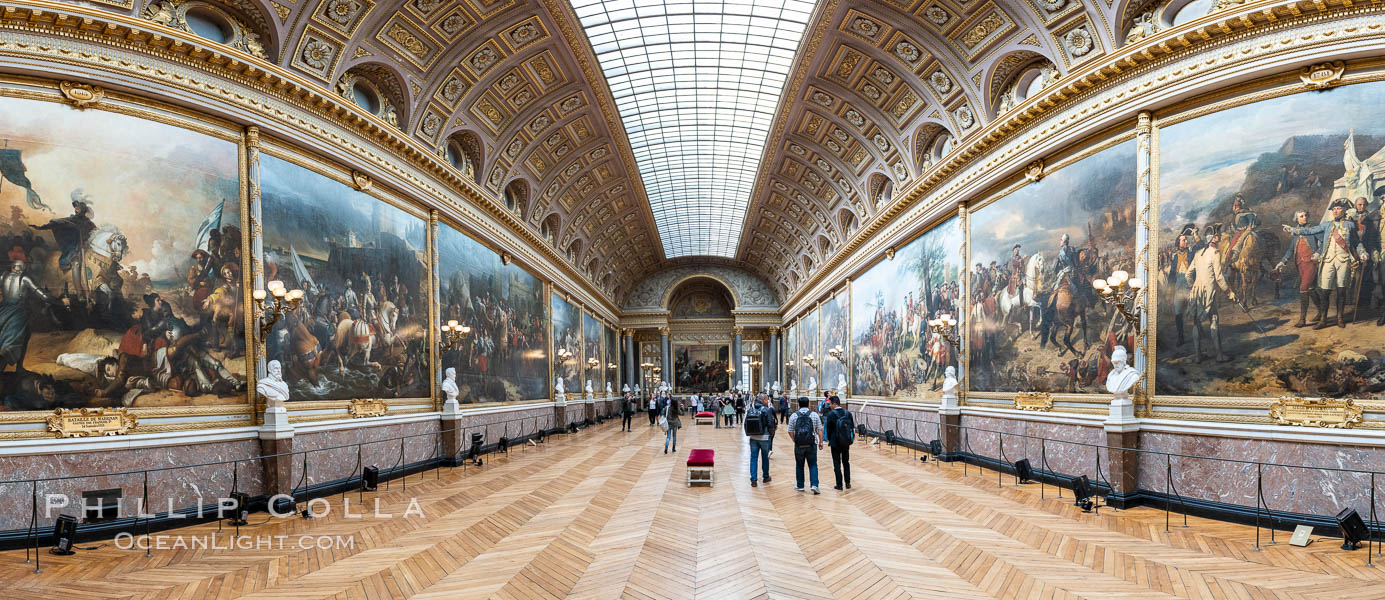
[6, 420, 1385, 599]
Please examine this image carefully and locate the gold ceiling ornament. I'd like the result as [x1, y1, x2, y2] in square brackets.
[885, 246, 895, 260]
[46, 407, 138, 438]
[1269, 396, 1362, 429]
[1024, 159, 1045, 183]
[59, 81, 105, 108]
[1013, 392, 1053, 412]
[501, 251, 513, 265]
[348, 398, 389, 418]
[350, 170, 373, 191]
[1299, 61, 1345, 90]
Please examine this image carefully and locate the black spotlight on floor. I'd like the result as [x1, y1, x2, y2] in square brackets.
[50, 514, 78, 556]
[272, 495, 296, 517]
[362, 466, 380, 492]
[884, 430, 896, 445]
[228, 491, 250, 526]
[1072, 475, 1094, 512]
[567, 423, 579, 434]
[1336, 507, 1370, 550]
[534, 430, 545, 444]
[856, 424, 868, 437]
[1014, 459, 1034, 484]
[928, 439, 942, 456]
[497, 437, 509, 454]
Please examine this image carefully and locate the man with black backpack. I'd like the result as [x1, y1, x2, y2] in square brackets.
[745, 394, 773, 487]
[786, 397, 823, 494]
[822, 396, 855, 490]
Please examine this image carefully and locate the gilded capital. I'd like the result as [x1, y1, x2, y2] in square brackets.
[733, 326, 744, 336]
[769, 326, 780, 334]
[658, 326, 669, 336]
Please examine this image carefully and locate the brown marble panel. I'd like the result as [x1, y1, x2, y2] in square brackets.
[1138, 431, 1384, 518]
[0, 439, 266, 531]
[958, 415, 1106, 481]
[292, 420, 442, 488]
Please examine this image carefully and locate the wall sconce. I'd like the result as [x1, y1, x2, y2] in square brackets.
[826, 345, 843, 361]
[557, 348, 573, 363]
[439, 320, 472, 351]
[1094, 270, 1145, 337]
[927, 313, 960, 351]
[586, 357, 600, 371]
[802, 354, 816, 369]
[253, 280, 303, 342]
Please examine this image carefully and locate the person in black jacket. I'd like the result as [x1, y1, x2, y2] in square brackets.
[620, 392, 635, 431]
[822, 396, 854, 490]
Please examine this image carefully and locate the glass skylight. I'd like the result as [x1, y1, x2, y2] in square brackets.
[571, 0, 816, 258]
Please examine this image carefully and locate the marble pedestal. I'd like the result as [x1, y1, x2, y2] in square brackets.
[441, 399, 463, 465]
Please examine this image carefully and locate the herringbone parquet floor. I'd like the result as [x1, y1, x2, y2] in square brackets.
[5, 419, 1385, 599]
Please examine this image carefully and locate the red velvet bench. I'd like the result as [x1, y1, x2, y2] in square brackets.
[686, 448, 714, 487]
[694, 411, 716, 425]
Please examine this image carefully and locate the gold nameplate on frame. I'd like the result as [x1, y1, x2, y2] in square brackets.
[349, 398, 389, 419]
[1269, 396, 1362, 429]
[45, 407, 138, 438]
[1014, 392, 1053, 412]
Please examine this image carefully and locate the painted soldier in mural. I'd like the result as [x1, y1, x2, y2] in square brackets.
[1288, 198, 1364, 329]
[1163, 225, 1197, 344]
[1353, 196, 1379, 310]
[1186, 224, 1237, 362]
[1275, 210, 1324, 328]
[0, 259, 52, 373]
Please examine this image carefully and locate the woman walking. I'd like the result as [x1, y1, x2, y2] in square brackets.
[664, 398, 682, 454]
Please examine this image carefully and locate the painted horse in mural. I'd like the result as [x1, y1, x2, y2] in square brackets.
[998, 253, 1045, 338]
[1041, 247, 1095, 358]
[1218, 227, 1277, 307]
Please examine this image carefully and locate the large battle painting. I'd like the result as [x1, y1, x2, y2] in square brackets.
[604, 325, 618, 394]
[784, 322, 797, 391]
[0, 96, 245, 411]
[260, 154, 428, 400]
[969, 141, 1138, 394]
[437, 223, 547, 403]
[799, 308, 819, 391]
[582, 312, 602, 394]
[820, 292, 848, 393]
[851, 216, 963, 397]
[1156, 81, 1385, 397]
[551, 293, 579, 394]
[674, 344, 729, 393]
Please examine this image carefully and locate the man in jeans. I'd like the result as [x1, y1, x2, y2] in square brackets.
[746, 394, 773, 487]
[822, 396, 853, 490]
[787, 397, 823, 494]
[621, 392, 635, 432]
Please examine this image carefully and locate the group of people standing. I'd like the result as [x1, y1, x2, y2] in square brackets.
[744, 393, 856, 493]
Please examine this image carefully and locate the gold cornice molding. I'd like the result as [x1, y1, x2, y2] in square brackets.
[0, 0, 623, 314]
[775, 0, 1382, 313]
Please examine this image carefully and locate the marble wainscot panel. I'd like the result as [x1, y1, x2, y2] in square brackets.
[459, 405, 553, 445]
[293, 420, 442, 488]
[848, 402, 940, 442]
[1138, 431, 1385, 519]
[0, 438, 266, 531]
[958, 414, 1105, 479]
[564, 402, 589, 426]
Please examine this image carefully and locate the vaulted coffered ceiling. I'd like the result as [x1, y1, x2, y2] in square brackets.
[734, 0, 1140, 298]
[107, 0, 1177, 302]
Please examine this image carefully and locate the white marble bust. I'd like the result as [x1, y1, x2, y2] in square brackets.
[555, 376, 565, 397]
[791, 378, 797, 391]
[605, 382, 612, 395]
[941, 366, 958, 396]
[808, 376, 817, 391]
[1106, 345, 1141, 397]
[836, 373, 847, 394]
[257, 360, 290, 405]
[441, 367, 458, 404]
[585, 379, 594, 394]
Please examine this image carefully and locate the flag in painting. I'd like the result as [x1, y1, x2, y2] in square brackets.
[196, 199, 225, 250]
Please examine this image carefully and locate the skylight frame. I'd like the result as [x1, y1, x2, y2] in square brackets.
[570, 0, 816, 258]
